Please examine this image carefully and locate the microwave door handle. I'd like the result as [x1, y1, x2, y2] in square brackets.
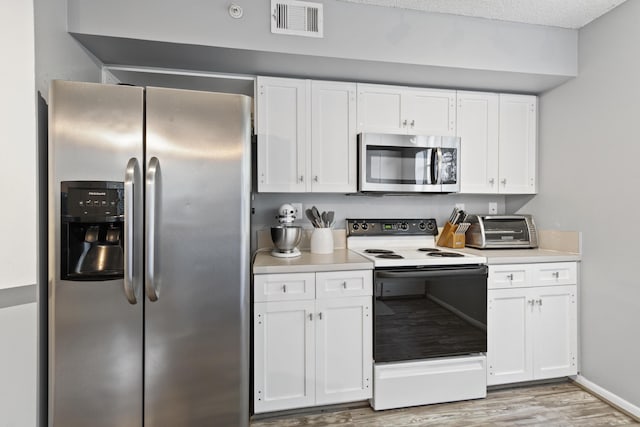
[436, 147, 443, 184]
[430, 148, 438, 185]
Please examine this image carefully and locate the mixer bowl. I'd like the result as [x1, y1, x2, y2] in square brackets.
[271, 225, 302, 252]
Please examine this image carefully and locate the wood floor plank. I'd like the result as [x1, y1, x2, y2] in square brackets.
[251, 382, 639, 426]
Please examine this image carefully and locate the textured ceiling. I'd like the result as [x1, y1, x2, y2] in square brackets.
[337, 0, 628, 29]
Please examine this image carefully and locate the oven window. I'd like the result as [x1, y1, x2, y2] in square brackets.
[365, 145, 436, 185]
[374, 266, 487, 363]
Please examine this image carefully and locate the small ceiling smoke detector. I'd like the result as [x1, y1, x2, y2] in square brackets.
[271, 0, 323, 38]
[229, 3, 244, 19]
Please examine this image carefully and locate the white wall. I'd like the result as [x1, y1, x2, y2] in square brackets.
[1, 0, 37, 290]
[0, 303, 37, 427]
[517, 0, 640, 408]
[0, 1, 37, 425]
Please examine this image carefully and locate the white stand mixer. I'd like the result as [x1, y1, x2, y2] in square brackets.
[270, 203, 302, 258]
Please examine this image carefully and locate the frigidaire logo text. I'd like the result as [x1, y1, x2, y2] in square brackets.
[88, 191, 106, 196]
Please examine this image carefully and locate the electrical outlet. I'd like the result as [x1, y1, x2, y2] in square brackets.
[455, 203, 465, 210]
[489, 202, 498, 214]
[291, 203, 303, 220]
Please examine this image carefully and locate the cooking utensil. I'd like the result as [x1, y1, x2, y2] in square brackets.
[311, 206, 323, 228]
[305, 209, 320, 228]
[326, 211, 334, 228]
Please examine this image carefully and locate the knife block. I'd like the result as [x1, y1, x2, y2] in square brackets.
[437, 222, 466, 249]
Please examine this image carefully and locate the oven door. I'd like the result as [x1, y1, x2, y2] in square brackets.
[374, 264, 487, 363]
[359, 133, 460, 193]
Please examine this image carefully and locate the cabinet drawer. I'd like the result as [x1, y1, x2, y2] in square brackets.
[533, 262, 577, 286]
[488, 265, 532, 289]
[316, 270, 373, 298]
[254, 273, 315, 302]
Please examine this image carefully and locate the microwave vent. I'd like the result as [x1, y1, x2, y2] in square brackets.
[271, 0, 323, 38]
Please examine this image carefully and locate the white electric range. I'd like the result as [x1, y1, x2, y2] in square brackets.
[347, 218, 489, 411]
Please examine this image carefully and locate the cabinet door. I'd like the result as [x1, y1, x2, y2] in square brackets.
[356, 84, 404, 133]
[256, 77, 309, 192]
[315, 296, 372, 405]
[404, 88, 456, 136]
[487, 288, 533, 385]
[457, 91, 499, 193]
[311, 81, 357, 192]
[254, 301, 315, 413]
[532, 285, 578, 380]
[498, 94, 537, 194]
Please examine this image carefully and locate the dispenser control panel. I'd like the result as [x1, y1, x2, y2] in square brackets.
[61, 181, 124, 221]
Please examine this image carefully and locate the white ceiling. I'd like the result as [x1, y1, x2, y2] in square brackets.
[337, 0, 628, 29]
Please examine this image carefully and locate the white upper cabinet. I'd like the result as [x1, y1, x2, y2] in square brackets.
[256, 77, 357, 193]
[357, 84, 456, 135]
[256, 76, 308, 192]
[498, 94, 537, 194]
[458, 92, 537, 194]
[457, 91, 500, 193]
[310, 81, 357, 192]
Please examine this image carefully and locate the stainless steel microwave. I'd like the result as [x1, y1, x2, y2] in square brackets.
[465, 214, 539, 249]
[358, 133, 460, 193]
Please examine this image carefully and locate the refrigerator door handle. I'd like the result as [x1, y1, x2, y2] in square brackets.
[124, 158, 140, 304]
[146, 156, 161, 302]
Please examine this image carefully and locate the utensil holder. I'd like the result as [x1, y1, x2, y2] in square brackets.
[310, 228, 334, 254]
[436, 222, 466, 249]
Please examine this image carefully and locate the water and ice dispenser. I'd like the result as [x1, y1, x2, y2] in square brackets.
[60, 181, 125, 280]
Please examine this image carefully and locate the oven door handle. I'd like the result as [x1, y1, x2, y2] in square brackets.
[376, 266, 487, 279]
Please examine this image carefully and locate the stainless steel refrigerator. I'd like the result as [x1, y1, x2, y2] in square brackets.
[48, 80, 251, 426]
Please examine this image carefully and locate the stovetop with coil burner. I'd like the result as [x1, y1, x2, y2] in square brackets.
[347, 218, 486, 267]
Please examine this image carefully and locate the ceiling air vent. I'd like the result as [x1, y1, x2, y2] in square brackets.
[271, 0, 323, 38]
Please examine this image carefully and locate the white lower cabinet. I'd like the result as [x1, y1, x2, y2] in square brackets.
[487, 263, 577, 386]
[253, 270, 373, 413]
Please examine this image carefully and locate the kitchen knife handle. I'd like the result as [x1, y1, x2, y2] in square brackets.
[145, 157, 161, 302]
[123, 158, 139, 305]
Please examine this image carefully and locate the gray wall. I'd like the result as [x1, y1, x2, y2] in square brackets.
[66, 0, 576, 93]
[252, 192, 505, 248]
[516, 0, 640, 407]
[35, 0, 102, 101]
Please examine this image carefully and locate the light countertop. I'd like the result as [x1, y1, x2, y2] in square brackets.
[459, 247, 581, 264]
[253, 248, 374, 274]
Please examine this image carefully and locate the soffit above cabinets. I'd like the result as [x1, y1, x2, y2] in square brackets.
[337, 0, 628, 29]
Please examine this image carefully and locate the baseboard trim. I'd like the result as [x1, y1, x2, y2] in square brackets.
[572, 375, 640, 421]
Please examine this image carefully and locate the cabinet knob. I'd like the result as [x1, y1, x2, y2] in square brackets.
[309, 313, 313, 321]
[299, 175, 304, 183]
[489, 178, 495, 185]
[528, 299, 535, 306]
[536, 299, 543, 306]
[314, 176, 319, 182]
[501, 178, 507, 185]
[318, 312, 323, 320]
[410, 120, 415, 127]
[282, 284, 287, 293]
[552, 271, 560, 279]
[506, 273, 514, 281]
[342, 281, 347, 289]
[402, 119, 408, 127]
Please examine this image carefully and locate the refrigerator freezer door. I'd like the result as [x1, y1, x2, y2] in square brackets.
[144, 87, 251, 426]
[49, 81, 144, 427]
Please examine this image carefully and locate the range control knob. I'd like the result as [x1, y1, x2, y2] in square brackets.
[361, 223, 369, 231]
[352, 223, 360, 231]
[400, 222, 409, 231]
[426, 221, 436, 230]
[418, 222, 427, 230]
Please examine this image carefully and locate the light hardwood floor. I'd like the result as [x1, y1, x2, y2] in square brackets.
[251, 381, 639, 426]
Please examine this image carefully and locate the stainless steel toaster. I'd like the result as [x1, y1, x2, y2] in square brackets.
[465, 214, 538, 249]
